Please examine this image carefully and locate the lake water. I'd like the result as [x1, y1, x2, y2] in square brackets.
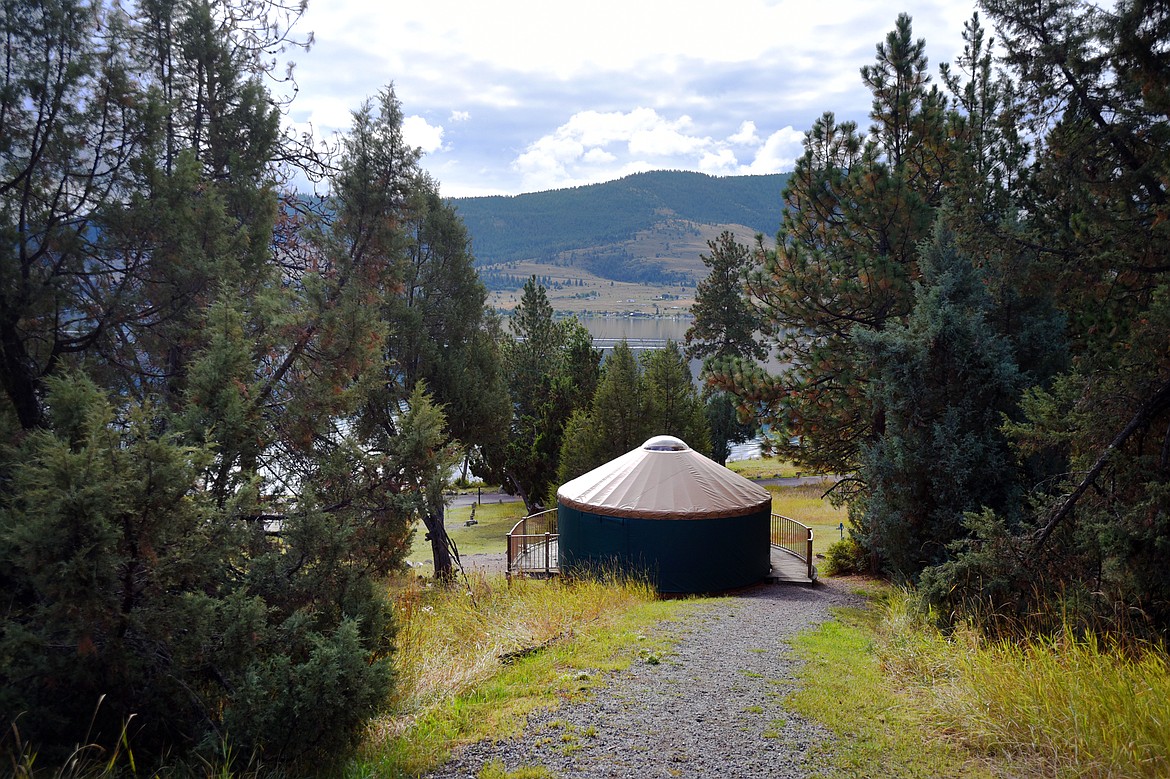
[575, 314, 702, 376]
[573, 314, 785, 380]
[577, 314, 693, 346]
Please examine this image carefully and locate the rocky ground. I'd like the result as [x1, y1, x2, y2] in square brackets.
[426, 580, 861, 779]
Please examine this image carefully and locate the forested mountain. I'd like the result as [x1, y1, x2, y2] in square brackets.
[451, 171, 787, 271]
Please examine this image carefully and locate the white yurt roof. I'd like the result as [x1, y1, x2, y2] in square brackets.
[556, 435, 772, 520]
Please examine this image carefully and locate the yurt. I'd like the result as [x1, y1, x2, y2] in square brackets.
[556, 435, 772, 593]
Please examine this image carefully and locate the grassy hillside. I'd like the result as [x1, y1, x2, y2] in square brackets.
[451, 170, 785, 267]
[450, 170, 787, 314]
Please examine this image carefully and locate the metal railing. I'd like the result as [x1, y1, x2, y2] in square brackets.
[771, 513, 814, 581]
[506, 508, 559, 577]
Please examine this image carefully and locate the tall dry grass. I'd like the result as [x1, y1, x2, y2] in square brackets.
[944, 630, 1170, 776]
[880, 591, 1170, 778]
[390, 572, 651, 711]
[355, 571, 672, 776]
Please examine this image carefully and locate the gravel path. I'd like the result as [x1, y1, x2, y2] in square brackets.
[427, 580, 862, 779]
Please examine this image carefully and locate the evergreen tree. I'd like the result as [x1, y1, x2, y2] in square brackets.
[642, 342, 710, 455]
[704, 391, 754, 465]
[0, 5, 491, 760]
[557, 407, 604, 485]
[0, 374, 398, 764]
[0, 0, 148, 429]
[851, 227, 1023, 578]
[556, 340, 648, 485]
[483, 277, 599, 513]
[558, 340, 713, 483]
[710, 13, 951, 477]
[684, 231, 763, 363]
[684, 231, 764, 463]
[590, 341, 650, 459]
[391, 181, 509, 457]
[925, 0, 1170, 630]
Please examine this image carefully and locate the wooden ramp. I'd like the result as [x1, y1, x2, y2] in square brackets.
[508, 536, 559, 579]
[765, 545, 817, 586]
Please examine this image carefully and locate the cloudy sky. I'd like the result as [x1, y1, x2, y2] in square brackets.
[286, 0, 980, 198]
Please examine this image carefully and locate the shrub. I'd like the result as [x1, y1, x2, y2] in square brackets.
[822, 537, 869, 576]
[0, 375, 398, 769]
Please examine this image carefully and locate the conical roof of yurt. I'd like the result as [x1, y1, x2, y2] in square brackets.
[557, 435, 771, 519]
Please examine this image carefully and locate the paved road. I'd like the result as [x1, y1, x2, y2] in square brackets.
[447, 489, 523, 509]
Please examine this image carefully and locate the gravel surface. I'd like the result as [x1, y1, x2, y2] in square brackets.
[427, 580, 862, 779]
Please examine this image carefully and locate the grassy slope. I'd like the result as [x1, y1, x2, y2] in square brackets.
[789, 599, 999, 779]
[352, 574, 691, 777]
[792, 585, 1170, 778]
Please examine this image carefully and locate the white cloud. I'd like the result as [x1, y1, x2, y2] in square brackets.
[629, 120, 708, 157]
[700, 149, 740, 175]
[513, 108, 722, 190]
[402, 115, 445, 154]
[509, 106, 815, 191]
[293, 95, 355, 136]
[742, 126, 806, 174]
[561, 108, 668, 148]
[582, 148, 618, 165]
[729, 121, 761, 146]
[292, 0, 977, 195]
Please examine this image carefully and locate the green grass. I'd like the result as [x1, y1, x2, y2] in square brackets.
[726, 456, 801, 480]
[788, 586, 1170, 778]
[407, 500, 528, 563]
[476, 761, 555, 779]
[786, 600, 996, 778]
[351, 573, 692, 777]
[878, 593, 1170, 777]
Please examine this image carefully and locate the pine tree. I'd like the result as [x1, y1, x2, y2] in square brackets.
[0, 0, 148, 429]
[642, 342, 710, 455]
[684, 231, 763, 363]
[683, 231, 761, 463]
[710, 13, 951, 476]
[933, 0, 1170, 629]
[483, 277, 599, 512]
[558, 340, 713, 482]
[591, 341, 650, 459]
[0, 10, 488, 760]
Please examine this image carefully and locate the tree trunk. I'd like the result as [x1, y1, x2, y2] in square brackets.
[506, 468, 540, 516]
[0, 321, 44, 430]
[421, 501, 456, 582]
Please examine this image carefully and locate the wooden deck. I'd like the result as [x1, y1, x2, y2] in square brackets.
[766, 544, 817, 586]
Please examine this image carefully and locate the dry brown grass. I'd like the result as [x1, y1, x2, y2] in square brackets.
[356, 572, 684, 776]
[768, 482, 849, 558]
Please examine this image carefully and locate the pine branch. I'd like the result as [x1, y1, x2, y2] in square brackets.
[1032, 376, 1170, 550]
